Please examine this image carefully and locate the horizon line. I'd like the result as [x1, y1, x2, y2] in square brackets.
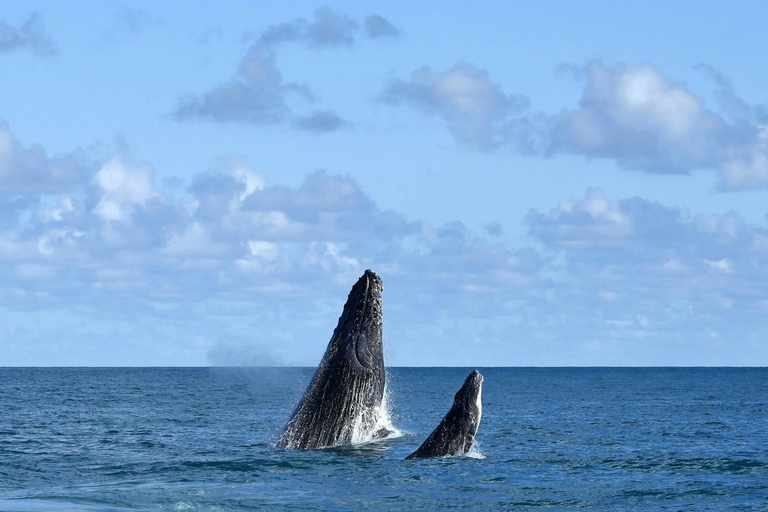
[1, 365, 766, 369]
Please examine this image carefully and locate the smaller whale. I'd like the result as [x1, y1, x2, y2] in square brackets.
[406, 370, 483, 459]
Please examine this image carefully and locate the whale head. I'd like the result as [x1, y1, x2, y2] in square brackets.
[454, 369, 483, 414]
[323, 269, 384, 373]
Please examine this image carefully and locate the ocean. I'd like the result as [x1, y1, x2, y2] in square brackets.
[0, 367, 766, 511]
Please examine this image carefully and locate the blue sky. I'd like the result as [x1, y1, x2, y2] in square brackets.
[2, 2, 768, 366]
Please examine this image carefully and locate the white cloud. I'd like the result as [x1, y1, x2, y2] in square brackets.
[556, 63, 720, 168]
[704, 258, 733, 273]
[248, 240, 279, 261]
[38, 197, 76, 222]
[0, 121, 86, 195]
[1, 153, 537, 320]
[525, 187, 768, 360]
[259, 7, 358, 48]
[173, 42, 345, 132]
[552, 62, 768, 190]
[3, 132, 768, 364]
[385, 60, 768, 190]
[174, 8, 396, 132]
[304, 7, 357, 47]
[258, 8, 398, 47]
[364, 15, 399, 39]
[174, 44, 296, 126]
[161, 222, 227, 259]
[382, 63, 531, 150]
[718, 125, 768, 190]
[92, 158, 155, 222]
[662, 258, 686, 273]
[527, 188, 632, 247]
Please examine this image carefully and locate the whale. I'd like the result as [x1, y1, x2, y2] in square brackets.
[278, 269, 386, 450]
[406, 370, 483, 459]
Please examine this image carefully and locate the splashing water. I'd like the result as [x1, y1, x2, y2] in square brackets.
[350, 385, 403, 445]
[465, 439, 485, 459]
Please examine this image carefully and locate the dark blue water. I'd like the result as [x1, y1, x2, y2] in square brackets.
[1, 368, 766, 511]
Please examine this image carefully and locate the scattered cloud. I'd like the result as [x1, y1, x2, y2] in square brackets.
[292, 110, 345, 133]
[527, 187, 763, 260]
[300, 7, 357, 47]
[3, 128, 768, 363]
[485, 221, 503, 237]
[1, 146, 541, 313]
[173, 40, 336, 129]
[0, 129, 555, 365]
[526, 187, 768, 316]
[5, 10, 768, 363]
[174, 44, 302, 125]
[552, 62, 722, 174]
[384, 60, 768, 190]
[0, 12, 55, 56]
[551, 62, 768, 190]
[516, 187, 768, 364]
[176, 9, 399, 132]
[120, 7, 162, 34]
[364, 14, 400, 39]
[0, 120, 88, 195]
[258, 8, 399, 47]
[92, 158, 155, 222]
[526, 188, 633, 247]
[259, 7, 358, 48]
[382, 63, 532, 150]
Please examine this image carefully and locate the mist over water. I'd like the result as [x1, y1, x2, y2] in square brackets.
[1, 367, 767, 511]
[206, 342, 285, 367]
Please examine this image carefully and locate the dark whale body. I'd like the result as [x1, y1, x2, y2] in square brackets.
[278, 270, 386, 450]
[406, 370, 483, 459]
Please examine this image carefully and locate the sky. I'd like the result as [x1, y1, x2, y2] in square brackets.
[2, 1, 768, 366]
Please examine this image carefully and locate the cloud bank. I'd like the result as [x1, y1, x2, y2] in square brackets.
[524, 188, 768, 361]
[2, 119, 767, 365]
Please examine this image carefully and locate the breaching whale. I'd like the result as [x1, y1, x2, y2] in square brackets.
[278, 269, 386, 450]
[406, 370, 483, 459]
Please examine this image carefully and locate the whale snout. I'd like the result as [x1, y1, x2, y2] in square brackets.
[363, 269, 383, 293]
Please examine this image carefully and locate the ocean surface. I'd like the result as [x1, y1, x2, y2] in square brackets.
[1, 367, 766, 511]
